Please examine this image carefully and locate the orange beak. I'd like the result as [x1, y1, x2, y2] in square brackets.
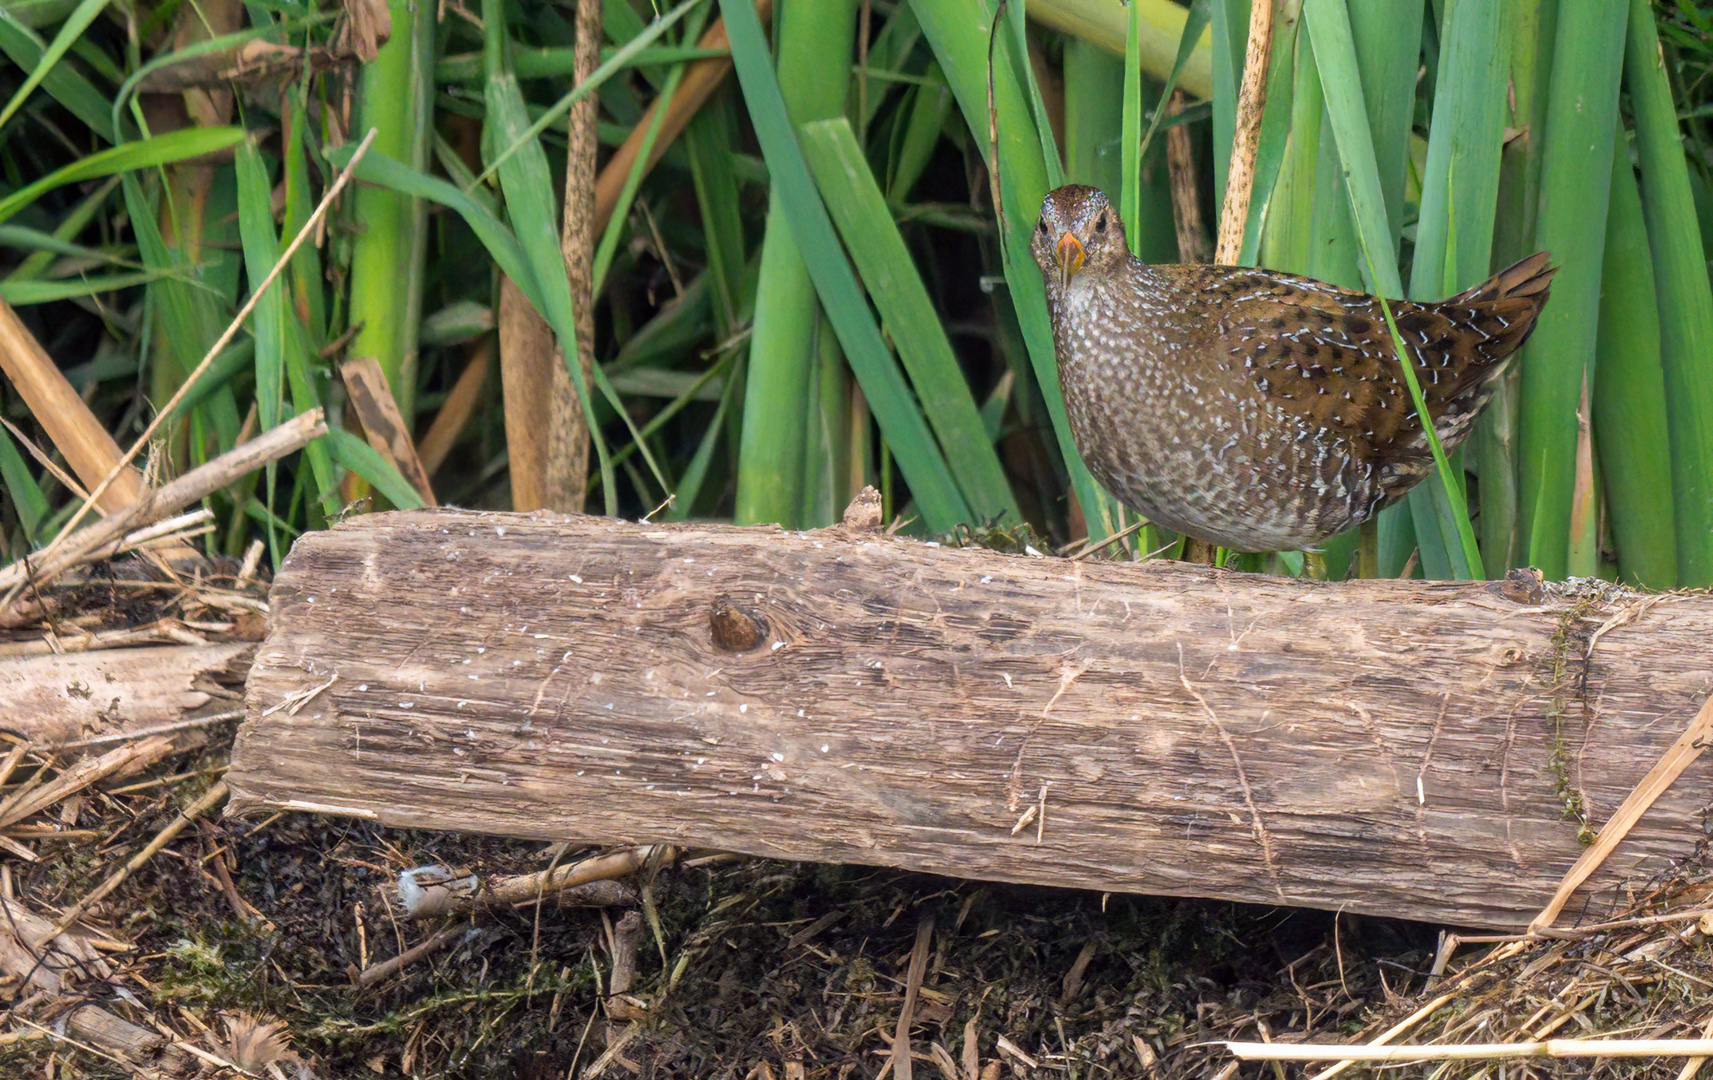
[1055, 231, 1085, 289]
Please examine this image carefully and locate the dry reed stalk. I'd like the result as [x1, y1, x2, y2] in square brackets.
[498, 276, 553, 510]
[0, 737, 176, 830]
[1166, 92, 1209, 263]
[548, 0, 603, 511]
[1531, 689, 1713, 932]
[1234, 1037, 1713, 1062]
[0, 302, 146, 518]
[418, 341, 491, 476]
[482, 845, 667, 909]
[0, 408, 327, 607]
[890, 913, 936, 1080]
[340, 356, 438, 505]
[1215, 0, 1276, 265]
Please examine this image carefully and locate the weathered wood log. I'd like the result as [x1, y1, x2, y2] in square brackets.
[2, 643, 250, 745]
[231, 509, 1713, 929]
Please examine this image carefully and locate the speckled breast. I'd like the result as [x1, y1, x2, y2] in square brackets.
[1050, 286, 1381, 552]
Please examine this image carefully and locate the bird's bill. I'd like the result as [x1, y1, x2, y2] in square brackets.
[1055, 232, 1085, 289]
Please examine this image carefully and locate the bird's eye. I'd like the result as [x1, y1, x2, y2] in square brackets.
[1094, 213, 1107, 233]
[1037, 220, 1048, 235]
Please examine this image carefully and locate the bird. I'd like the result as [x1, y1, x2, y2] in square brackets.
[1030, 184, 1556, 553]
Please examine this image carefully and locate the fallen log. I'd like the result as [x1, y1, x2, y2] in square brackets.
[230, 509, 1713, 929]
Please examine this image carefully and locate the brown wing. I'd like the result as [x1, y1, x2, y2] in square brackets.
[1183, 255, 1555, 467]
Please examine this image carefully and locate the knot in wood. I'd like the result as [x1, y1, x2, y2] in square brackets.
[709, 597, 769, 653]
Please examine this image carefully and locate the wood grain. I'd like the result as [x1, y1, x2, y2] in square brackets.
[3, 643, 250, 745]
[232, 509, 1713, 928]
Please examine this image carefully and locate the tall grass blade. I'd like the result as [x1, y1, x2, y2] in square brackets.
[233, 138, 288, 437]
[347, 0, 434, 423]
[1594, 143, 1677, 588]
[0, 273, 166, 303]
[481, 0, 621, 514]
[0, 0, 106, 131]
[1121, 0, 1145, 234]
[324, 430, 427, 510]
[1005, 0, 1065, 191]
[1411, 0, 1507, 300]
[683, 99, 749, 335]
[731, 0, 854, 529]
[721, 0, 972, 531]
[230, 140, 338, 515]
[591, 3, 710, 292]
[1258, 22, 1320, 276]
[1626, 0, 1713, 586]
[0, 127, 245, 225]
[1236, 0, 1300, 267]
[1209, 0, 1244, 213]
[0, 426, 49, 542]
[886, 61, 955, 202]
[802, 117, 1021, 524]
[1302, 0, 1397, 295]
[1515, 0, 1626, 579]
[1476, 0, 1555, 575]
[469, 0, 704, 188]
[910, 0, 1132, 539]
[1346, 0, 1423, 241]
[120, 169, 245, 463]
[1405, 0, 1509, 578]
[1305, 0, 1480, 577]
[1027, 0, 1215, 99]
[0, 4, 117, 140]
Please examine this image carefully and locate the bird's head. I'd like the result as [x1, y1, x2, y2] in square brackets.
[1031, 185, 1128, 294]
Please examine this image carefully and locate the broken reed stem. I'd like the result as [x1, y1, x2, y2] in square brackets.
[27, 129, 375, 574]
[1531, 690, 1713, 932]
[1233, 1038, 1713, 1062]
[484, 846, 668, 909]
[0, 736, 176, 830]
[339, 357, 438, 506]
[1215, 0, 1275, 265]
[0, 303, 144, 515]
[400, 845, 668, 920]
[367, 849, 650, 985]
[46, 779, 229, 942]
[0, 408, 327, 604]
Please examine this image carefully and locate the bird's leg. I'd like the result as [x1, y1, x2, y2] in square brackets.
[1357, 518, 1380, 579]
